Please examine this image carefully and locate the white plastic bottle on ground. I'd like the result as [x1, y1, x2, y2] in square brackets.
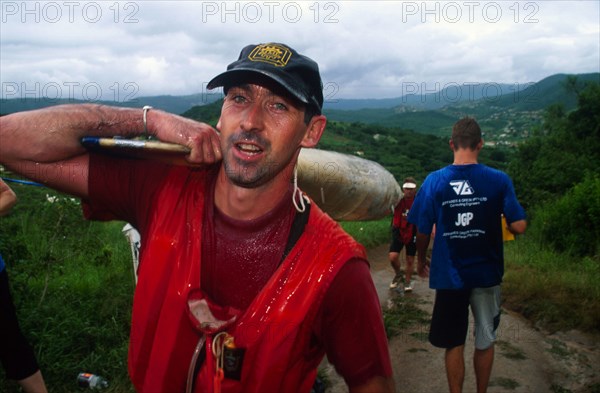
[77, 372, 109, 389]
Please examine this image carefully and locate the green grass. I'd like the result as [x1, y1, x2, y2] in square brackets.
[409, 332, 429, 342]
[340, 218, 391, 249]
[497, 340, 527, 360]
[546, 338, 572, 360]
[2, 179, 598, 392]
[407, 348, 428, 353]
[382, 295, 429, 339]
[588, 383, 600, 393]
[490, 377, 521, 390]
[503, 238, 600, 333]
[0, 184, 135, 393]
[551, 384, 574, 393]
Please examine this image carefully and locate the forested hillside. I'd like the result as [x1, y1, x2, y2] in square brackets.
[181, 100, 510, 183]
[325, 73, 599, 144]
[507, 80, 600, 257]
[508, 80, 600, 209]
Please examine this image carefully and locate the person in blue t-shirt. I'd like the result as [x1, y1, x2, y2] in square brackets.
[0, 178, 48, 393]
[408, 117, 526, 393]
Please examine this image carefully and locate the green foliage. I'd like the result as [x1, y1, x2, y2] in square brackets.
[529, 175, 600, 257]
[497, 340, 527, 360]
[325, 108, 457, 137]
[494, 73, 599, 112]
[509, 81, 600, 210]
[550, 384, 573, 393]
[340, 218, 391, 249]
[382, 295, 429, 339]
[325, 74, 599, 145]
[315, 120, 509, 184]
[489, 377, 520, 390]
[180, 98, 223, 127]
[0, 183, 134, 392]
[503, 239, 600, 333]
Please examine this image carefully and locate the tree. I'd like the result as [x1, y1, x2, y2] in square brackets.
[508, 81, 600, 210]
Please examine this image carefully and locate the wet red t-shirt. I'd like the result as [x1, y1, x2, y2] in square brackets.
[85, 155, 391, 388]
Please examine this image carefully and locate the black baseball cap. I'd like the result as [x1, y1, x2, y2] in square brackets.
[207, 43, 324, 113]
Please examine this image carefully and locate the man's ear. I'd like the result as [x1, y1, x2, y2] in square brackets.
[449, 139, 455, 151]
[300, 115, 326, 148]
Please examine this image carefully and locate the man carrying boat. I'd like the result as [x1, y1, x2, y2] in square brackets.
[0, 43, 394, 392]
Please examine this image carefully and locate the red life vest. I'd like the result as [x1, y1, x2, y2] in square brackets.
[128, 166, 367, 392]
[396, 197, 416, 245]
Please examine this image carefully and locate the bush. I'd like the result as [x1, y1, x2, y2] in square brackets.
[508, 81, 600, 210]
[530, 175, 600, 257]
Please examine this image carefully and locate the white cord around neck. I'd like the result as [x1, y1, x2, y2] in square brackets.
[292, 165, 306, 213]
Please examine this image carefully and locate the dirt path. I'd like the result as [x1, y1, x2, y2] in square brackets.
[321, 244, 600, 393]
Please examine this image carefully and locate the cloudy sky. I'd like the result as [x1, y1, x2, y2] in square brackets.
[1, 0, 598, 103]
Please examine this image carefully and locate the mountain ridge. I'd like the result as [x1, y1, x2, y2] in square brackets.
[324, 73, 599, 142]
[2, 73, 597, 116]
[1, 73, 597, 148]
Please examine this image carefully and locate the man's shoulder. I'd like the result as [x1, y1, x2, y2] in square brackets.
[428, 165, 452, 177]
[475, 164, 513, 186]
[478, 163, 507, 175]
[420, 166, 453, 191]
[424, 165, 458, 183]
